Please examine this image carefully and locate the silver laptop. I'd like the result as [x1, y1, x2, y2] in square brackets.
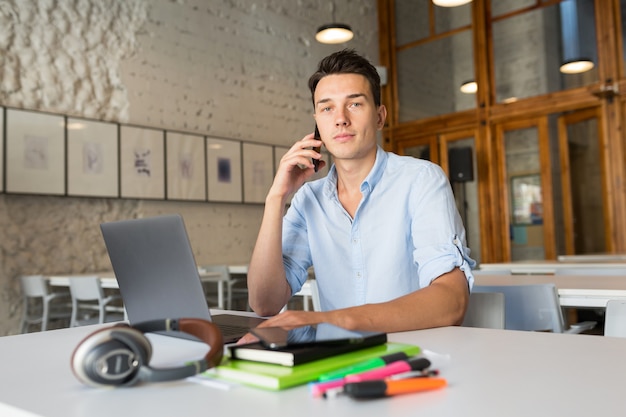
[100, 214, 265, 343]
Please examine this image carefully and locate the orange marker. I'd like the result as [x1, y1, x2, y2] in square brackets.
[343, 377, 447, 398]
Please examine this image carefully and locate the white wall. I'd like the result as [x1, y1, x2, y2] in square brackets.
[0, 0, 378, 335]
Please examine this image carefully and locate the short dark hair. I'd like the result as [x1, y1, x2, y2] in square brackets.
[308, 49, 381, 107]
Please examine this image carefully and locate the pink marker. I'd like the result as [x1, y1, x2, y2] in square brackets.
[344, 357, 431, 383]
[309, 378, 346, 398]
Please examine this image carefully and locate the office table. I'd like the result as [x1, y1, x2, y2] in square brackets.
[474, 273, 626, 308]
[1, 319, 625, 417]
[478, 260, 626, 275]
[46, 265, 249, 309]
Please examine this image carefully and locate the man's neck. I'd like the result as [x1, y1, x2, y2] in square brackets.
[334, 150, 377, 217]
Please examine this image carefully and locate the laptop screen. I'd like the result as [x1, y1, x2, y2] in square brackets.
[100, 214, 212, 324]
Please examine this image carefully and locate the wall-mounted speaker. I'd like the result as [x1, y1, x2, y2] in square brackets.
[448, 147, 474, 182]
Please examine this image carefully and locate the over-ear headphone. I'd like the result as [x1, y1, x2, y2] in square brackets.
[71, 318, 223, 387]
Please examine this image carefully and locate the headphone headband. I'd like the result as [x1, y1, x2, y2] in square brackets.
[71, 318, 224, 387]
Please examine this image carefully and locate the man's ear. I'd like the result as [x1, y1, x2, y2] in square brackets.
[376, 105, 387, 130]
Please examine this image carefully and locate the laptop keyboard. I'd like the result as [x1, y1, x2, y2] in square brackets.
[217, 324, 248, 337]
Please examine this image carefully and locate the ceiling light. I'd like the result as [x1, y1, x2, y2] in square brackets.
[460, 80, 477, 94]
[559, 2, 596, 75]
[315, 24, 353, 44]
[433, 0, 472, 7]
[316, 2, 354, 44]
[559, 59, 594, 74]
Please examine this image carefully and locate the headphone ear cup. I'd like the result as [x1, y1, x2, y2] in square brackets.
[71, 326, 152, 387]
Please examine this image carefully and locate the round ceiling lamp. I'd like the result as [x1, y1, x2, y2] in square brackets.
[432, 0, 472, 7]
[559, 58, 594, 74]
[460, 80, 477, 94]
[315, 23, 354, 44]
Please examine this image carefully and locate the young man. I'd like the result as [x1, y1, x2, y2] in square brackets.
[246, 49, 475, 335]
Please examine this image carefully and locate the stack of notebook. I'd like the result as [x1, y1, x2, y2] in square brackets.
[203, 341, 421, 390]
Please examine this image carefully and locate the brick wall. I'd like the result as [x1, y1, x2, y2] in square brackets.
[0, 0, 378, 335]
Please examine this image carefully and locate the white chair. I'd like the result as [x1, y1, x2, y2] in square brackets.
[199, 265, 247, 310]
[462, 291, 505, 329]
[20, 275, 72, 333]
[292, 279, 321, 311]
[68, 276, 125, 327]
[472, 284, 596, 333]
[604, 299, 626, 337]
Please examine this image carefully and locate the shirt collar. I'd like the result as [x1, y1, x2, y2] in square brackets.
[323, 146, 388, 197]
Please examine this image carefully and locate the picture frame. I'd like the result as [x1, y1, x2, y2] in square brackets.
[242, 143, 274, 203]
[510, 174, 543, 225]
[120, 125, 165, 200]
[206, 137, 242, 202]
[0, 107, 4, 193]
[166, 131, 206, 201]
[5, 108, 65, 195]
[67, 118, 119, 197]
[273, 146, 289, 174]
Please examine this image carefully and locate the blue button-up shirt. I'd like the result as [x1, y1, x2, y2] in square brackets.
[282, 146, 475, 311]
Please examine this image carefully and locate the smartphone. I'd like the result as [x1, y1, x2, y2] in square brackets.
[250, 323, 381, 350]
[313, 124, 322, 172]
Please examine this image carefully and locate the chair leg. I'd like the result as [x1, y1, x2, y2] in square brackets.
[41, 301, 50, 332]
[21, 299, 29, 334]
[227, 282, 232, 311]
[70, 300, 78, 327]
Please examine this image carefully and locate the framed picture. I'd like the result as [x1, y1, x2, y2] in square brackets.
[273, 146, 289, 174]
[120, 125, 165, 200]
[510, 174, 543, 225]
[5, 109, 65, 195]
[67, 118, 119, 197]
[0, 108, 4, 192]
[166, 131, 206, 201]
[206, 137, 242, 202]
[242, 143, 274, 203]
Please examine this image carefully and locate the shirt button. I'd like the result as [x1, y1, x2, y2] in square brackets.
[356, 272, 362, 278]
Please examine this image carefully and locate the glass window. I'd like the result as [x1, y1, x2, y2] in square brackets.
[504, 127, 546, 261]
[447, 138, 481, 264]
[493, 0, 597, 103]
[434, 2, 471, 34]
[563, 116, 605, 254]
[397, 30, 475, 122]
[394, 0, 429, 46]
[491, 0, 537, 17]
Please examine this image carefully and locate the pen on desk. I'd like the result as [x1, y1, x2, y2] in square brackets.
[388, 369, 439, 380]
[343, 357, 431, 383]
[343, 377, 447, 399]
[311, 357, 431, 398]
[318, 352, 412, 382]
[320, 369, 440, 399]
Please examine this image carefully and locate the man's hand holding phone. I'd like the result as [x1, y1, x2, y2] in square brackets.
[313, 125, 322, 173]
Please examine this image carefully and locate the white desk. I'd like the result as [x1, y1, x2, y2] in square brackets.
[46, 265, 249, 309]
[478, 261, 626, 275]
[474, 273, 626, 308]
[1, 322, 625, 417]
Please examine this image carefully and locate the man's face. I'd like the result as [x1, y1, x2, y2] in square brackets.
[313, 73, 386, 164]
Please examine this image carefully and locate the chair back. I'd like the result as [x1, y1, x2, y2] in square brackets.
[20, 275, 48, 298]
[462, 291, 505, 329]
[308, 279, 321, 312]
[472, 284, 564, 332]
[69, 276, 104, 301]
[605, 299, 626, 338]
[201, 265, 231, 280]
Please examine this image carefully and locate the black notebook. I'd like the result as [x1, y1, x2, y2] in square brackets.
[229, 324, 387, 366]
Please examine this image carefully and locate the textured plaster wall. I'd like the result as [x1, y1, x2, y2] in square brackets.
[0, 0, 378, 335]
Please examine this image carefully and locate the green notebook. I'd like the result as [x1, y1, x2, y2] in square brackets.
[202, 342, 421, 390]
